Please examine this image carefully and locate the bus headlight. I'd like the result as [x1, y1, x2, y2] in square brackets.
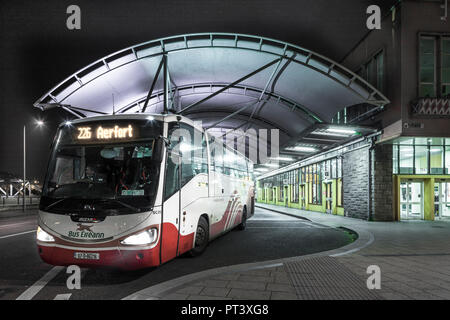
[120, 228, 158, 245]
[37, 226, 55, 242]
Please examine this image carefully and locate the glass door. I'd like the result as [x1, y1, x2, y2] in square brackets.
[325, 183, 332, 214]
[300, 184, 306, 209]
[435, 182, 450, 219]
[400, 181, 423, 220]
[284, 186, 289, 207]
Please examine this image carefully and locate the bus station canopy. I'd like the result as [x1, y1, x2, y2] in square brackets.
[34, 33, 389, 163]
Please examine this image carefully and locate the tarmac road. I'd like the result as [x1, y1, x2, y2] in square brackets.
[0, 207, 351, 300]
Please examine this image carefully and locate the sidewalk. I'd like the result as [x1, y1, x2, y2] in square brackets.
[125, 203, 450, 300]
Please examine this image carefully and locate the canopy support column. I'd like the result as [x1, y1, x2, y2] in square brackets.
[142, 54, 165, 113]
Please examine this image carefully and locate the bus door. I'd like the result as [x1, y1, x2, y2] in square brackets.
[179, 127, 209, 252]
[161, 143, 182, 264]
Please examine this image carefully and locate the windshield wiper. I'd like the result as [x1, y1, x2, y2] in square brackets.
[43, 197, 75, 211]
[109, 199, 141, 212]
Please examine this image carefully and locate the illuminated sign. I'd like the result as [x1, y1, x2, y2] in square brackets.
[76, 125, 134, 141]
[61, 119, 162, 146]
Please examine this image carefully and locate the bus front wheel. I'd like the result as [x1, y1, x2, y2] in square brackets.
[189, 216, 209, 257]
[237, 206, 247, 231]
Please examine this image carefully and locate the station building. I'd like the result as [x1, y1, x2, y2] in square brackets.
[256, 0, 450, 221]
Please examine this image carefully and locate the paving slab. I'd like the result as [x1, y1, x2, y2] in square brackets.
[126, 203, 450, 300]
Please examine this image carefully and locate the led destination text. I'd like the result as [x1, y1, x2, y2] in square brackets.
[77, 125, 134, 140]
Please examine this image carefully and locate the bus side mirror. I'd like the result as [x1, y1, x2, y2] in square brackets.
[160, 136, 171, 148]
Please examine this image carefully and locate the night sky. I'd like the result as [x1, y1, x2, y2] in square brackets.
[0, 0, 396, 181]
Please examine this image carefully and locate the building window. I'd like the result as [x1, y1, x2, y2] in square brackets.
[446, 145, 450, 174]
[394, 139, 449, 175]
[261, 185, 265, 201]
[308, 164, 322, 205]
[278, 175, 283, 202]
[358, 50, 385, 92]
[337, 178, 343, 207]
[291, 169, 299, 203]
[332, 50, 384, 125]
[419, 36, 436, 97]
[415, 145, 428, 174]
[331, 158, 337, 179]
[430, 146, 444, 174]
[419, 34, 450, 98]
[442, 37, 450, 96]
[337, 157, 343, 207]
[393, 145, 398, 174]
[399, 145, 414, 174]
[337, 157, 342, 178]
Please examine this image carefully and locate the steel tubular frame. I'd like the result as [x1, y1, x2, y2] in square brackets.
[115, 82, 321, 123]
[34, 33, 390, 119]
[178, 57, 282, 114]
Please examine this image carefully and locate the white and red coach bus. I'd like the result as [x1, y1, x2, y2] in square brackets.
[37, 114, 254, 270]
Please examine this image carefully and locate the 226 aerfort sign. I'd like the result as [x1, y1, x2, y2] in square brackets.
[76, 124, 134, 141]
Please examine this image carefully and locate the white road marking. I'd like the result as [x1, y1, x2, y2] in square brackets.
[247, 226, 313, 229]
[0, 222, 35, 229]
[0, 230, 36, 239]
[16, 266, 64, 300]
[54, 293, 72, 300]
[330, 232, 375, 257]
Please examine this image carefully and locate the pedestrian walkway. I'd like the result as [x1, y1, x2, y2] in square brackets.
[125, 203, 450, 300]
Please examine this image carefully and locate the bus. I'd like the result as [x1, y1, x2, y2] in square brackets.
[36, 114, 255, 270]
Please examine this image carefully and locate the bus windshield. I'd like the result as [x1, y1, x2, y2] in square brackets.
[40, 119, 163, 215]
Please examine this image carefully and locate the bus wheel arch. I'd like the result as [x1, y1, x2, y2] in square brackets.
[237, 205, 248, 231]
[189, 215, 209, 257]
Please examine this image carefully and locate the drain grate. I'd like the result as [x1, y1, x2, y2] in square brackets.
[284, 256, 383, 300]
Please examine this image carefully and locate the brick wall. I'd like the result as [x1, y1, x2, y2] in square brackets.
[343, 146, 370, 220]
[343, 143, 394, 221]
[370, 144, 394, 221]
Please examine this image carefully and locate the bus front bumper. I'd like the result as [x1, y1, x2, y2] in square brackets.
[37, 244, 160, 270]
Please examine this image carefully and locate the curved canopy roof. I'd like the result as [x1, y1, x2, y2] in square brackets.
[34, 33, 389, 159]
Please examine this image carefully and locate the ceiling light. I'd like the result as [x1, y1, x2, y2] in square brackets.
[270, 156, 294, 162]
[326, 127, 356, 135]
[286, 146, 317, 152]
[311, 131, 349, 138]
[263, 163, 279, 168]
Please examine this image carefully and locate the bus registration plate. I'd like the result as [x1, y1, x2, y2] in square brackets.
[74, 252, 100, 260]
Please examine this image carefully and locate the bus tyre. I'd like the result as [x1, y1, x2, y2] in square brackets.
[237, 207, 247, 230]
[189, 216, 209, 257]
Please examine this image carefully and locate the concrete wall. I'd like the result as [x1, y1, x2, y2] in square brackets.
[341, 0, 450, 138]
[400, 1, 450, 137]
[343, 146, 370, 220]
[340, 3, 402, 129]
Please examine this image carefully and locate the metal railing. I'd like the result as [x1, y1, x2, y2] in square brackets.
[0, 181, 41, 209]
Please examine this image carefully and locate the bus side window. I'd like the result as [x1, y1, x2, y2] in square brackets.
[192, 128, 208, 175]
[180, 124, 194, 186]
[214, 141, 224, 174]
[164, 152, 180, 200]
[201, 132, 208, 174]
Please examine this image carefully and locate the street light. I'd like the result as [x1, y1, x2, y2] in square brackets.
[23, 120, 45, 211]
